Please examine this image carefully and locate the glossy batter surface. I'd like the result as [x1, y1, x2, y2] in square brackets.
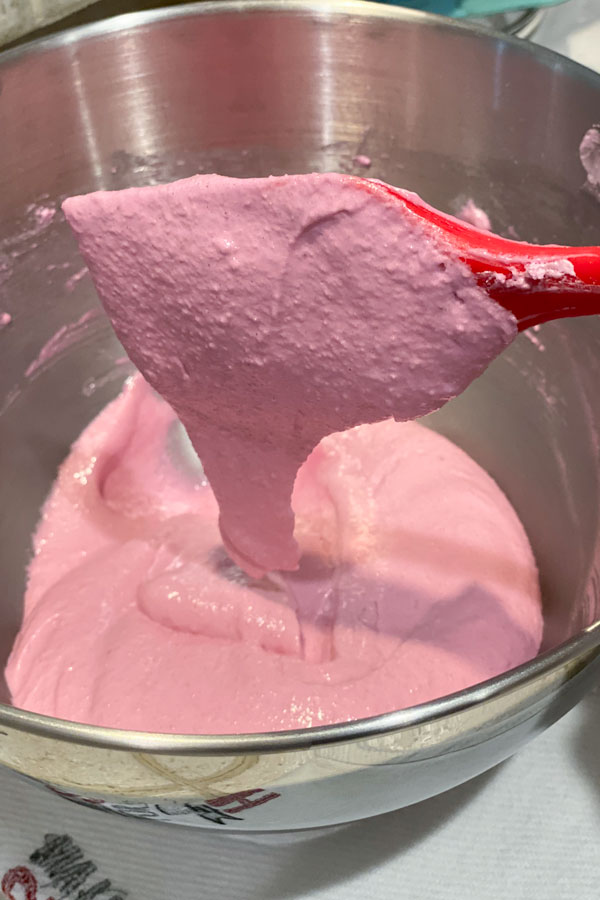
[7, 377, 542, 733]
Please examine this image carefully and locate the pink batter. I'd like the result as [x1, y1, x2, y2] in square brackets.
[457, 199, 492, 231]
[62, 173, 517, 578]
[7, 376, 542, 733]
[7, 172, 542, 733]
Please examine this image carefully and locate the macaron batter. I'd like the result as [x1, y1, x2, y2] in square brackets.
[7, 173, 542, 733]
[7, 375, 541, 733]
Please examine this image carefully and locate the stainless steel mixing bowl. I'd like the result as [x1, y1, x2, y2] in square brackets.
[1, 0, 600, 832]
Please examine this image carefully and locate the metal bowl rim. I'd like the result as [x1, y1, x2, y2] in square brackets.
[2, 0, 600, 756]
[1, 0, 600, 92]
[2, 625, 600, 753]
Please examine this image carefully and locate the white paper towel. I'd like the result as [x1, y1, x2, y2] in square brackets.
[535, 0, 600, 73]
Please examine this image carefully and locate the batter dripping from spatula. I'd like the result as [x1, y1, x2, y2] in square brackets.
[11, 171, 598, 732]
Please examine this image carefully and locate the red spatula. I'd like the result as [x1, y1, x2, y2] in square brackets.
[355, 178, 600, 330]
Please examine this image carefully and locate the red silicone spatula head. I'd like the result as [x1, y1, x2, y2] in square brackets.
[353, 177, 600, 331]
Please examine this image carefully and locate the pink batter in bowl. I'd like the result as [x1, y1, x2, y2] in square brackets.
[0, 1, 599, 832]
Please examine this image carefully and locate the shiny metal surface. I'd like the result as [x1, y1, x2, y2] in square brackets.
[1, 1, 600, 830]
[508, 7, 545, 37]
[470, 6, 545, 38]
